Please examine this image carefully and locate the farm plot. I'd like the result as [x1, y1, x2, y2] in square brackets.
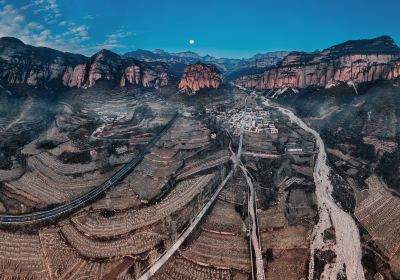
[218, 179, 246, 205]
[0, 230, 50, 280]
[356, 175, 400, 258]
[60, 222, 163, 259]
[159, 117, 211, 150]
[152, 255, 232, 280]
[202, 199, 244, 234]
[71, 173, 218, 238]
[180, 230, 251, 272]
[176, 150, 230, 180]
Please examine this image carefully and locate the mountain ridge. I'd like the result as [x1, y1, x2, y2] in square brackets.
[0, 37, 169, 89]
[124, 49, 289, 73]
[234, 35, 400, 91]
[1, 35, 400, 93]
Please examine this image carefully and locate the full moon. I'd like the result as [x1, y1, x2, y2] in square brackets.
[189, 39, 195, 45]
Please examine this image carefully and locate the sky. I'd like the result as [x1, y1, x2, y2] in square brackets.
[0, 0, 399, 58]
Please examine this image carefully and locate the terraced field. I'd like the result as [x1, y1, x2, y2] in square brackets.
[0, 88, 347, 280]
[202, 199, 244, 234]
[0, 91, 216, 277]
[356, 176, 400, 258]
[71, 173, 218, 238]
[153, 256, 233, 280]
[0, 230, 50, 280]
[0, 90, 172, 214]
[181, 229, 251, 272]
[0, 99, 234, 279]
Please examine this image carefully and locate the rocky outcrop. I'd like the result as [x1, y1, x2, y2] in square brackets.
[62, 64, 87, 88]
[120, 61, 168, 88]
[86, 49, 121, 88]
[0, 37, 169, 89]
[178, 63, 223, 93]
[0, 37, 87, 87]
[234, 36, 400, 90]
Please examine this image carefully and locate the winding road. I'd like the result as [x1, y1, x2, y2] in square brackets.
[263, 98, 365, 280]
[238, 161, 265, 280]
[138, 95, 266, 280]
[0, 113, 179, 224]
[233, 96, 265, 280]
[229, 95, 265, 279]
[137, 169, 234, 280]
[237, 96, 247, 160]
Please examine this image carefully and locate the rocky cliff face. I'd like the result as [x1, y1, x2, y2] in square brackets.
[0, 37, 168, 89]
[178, 63, 223, 93]
[234, 36, 400, 90]
[0, 37, 87, 87]
[121, 61, 168, 88]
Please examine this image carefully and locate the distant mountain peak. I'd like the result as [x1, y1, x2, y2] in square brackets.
[94, 49, 119, 58]
[123, 48, 288, 74]
[153, 49, 168, 55]
[174, 51, 201, 59]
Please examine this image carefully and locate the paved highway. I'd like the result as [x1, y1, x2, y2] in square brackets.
[241, 151, 280, 159]
[228, 95, 264, 280]
[138, 169, 233, 280]
[237, 96, 247, 159]
[235, 96, 265, 280]
[239, 160, 265, 280]
[137, 98, 250, 279]
[0, 113, 179, 224]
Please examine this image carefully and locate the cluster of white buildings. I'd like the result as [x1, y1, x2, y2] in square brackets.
[206, 105, 278, 137]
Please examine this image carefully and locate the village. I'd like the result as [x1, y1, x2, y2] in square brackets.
[205, 101, 278, 137]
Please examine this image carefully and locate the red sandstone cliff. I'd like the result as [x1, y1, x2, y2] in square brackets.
[234, 36, 400, 90]
[62, 50, 169, 88]
[0, 37, 168, 89]
[178, 63, 223, 93]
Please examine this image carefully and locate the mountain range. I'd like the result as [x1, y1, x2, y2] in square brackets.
[123, 48, 289, 76]
[1, 35, 400, 94]
[0, 37, 168, 89]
